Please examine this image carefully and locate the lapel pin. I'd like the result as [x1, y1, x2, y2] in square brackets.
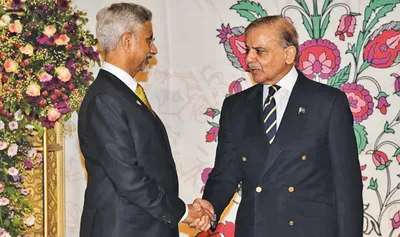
[298, 107, 306, 114]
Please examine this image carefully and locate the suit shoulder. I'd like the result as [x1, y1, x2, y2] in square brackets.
[304, 78, 346, 100]
[223, 84, 260, 104]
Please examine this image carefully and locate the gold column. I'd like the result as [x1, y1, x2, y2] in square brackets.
[25, 123, 65, 237]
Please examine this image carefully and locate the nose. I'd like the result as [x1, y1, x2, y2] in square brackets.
[150, 43, 158, 55]
[245, 49, 255, 64]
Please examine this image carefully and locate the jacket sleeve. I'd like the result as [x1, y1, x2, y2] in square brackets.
[83, 94, 186, 228]
[328, 91, 363, 237]
[202, 98, 242, 227]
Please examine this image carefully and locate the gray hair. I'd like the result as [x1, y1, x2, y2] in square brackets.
[245, 15, 299, 61]
[96, 3, 152, 53]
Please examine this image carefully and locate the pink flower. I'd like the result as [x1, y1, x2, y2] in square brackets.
[372, 150, 391, 170]
[4, 59, 19, 73]
[19, 43, 34, 56]
[0, 197, 10, 206]
[47, 108, 61, 121]
[206, 126, 219, 142]
[7, 144, 18, 157]
[297, 39, 341, 80]
[39, 72, 53, 82]
[0, 141, 7, 150]
[0, 120, 4, 130]
[8, 167, 19, 176]
[55, 66, 71, 82]
[21, 189, 29, 196]
[200, 168, 213, 192]
[8, 20, 22, 33]
[375, 92, 390, 114]
[204, 108, 220, 119]
[363, 22, 400, 68]
[335, 14, 356, 41]
[228, 78, 245, 95]
[8, 121, 18, 130]
[217, 23, 233, 44]
[340, 83, 374, 122]
[24, 215, 35, 227]
[26, 83, 41, 97]
[43, 25, 56, 37]
[0, 183, 4, 193]
[394, 148, 400, 164]
[392, 211, 400, 229]
[360, 165, 367, 181]
[392, 73, 400, 96]
[54, 34, 70, 45]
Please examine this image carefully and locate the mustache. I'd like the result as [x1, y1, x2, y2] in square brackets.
[248, 63, 261, 70]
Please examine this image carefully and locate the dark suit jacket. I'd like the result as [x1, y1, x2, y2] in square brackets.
[78, 69, 185, 237]
[203, 70, 363, 237]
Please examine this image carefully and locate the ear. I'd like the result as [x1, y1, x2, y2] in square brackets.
[284, 45, 296, 64]
[120, 32, 135, 53]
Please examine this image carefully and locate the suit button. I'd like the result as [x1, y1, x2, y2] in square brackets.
[301, 155, 307, 160]
[289, 220, 295, 225]
[242, 156, 247, 162]
[288, 186, 295, 192]
[256, 187, 262, 193]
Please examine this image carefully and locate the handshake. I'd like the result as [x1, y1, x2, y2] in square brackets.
[182, 198, 216, 232]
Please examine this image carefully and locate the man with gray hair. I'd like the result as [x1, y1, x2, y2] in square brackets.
[197, 15, 363, 237]
[78, 3, 214, 237]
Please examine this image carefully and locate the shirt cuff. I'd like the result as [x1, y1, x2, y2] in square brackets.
[180, 205, 188, 222]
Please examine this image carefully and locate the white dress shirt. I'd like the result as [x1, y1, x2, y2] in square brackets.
[101, 62, 189, 222]
[262, 66, 298, 131]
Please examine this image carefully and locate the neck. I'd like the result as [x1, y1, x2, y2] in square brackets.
[104, 51, 138, 78]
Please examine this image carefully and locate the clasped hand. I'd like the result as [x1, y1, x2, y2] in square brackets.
[183, 198, 215, 232]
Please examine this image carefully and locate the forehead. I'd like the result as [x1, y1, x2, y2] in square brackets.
[139, 21, 153, 36]
[245, 26, 280, 47]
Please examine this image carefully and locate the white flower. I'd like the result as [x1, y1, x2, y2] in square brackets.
[8, 121, 18, 130]
[7, 167, 18, 176]
[0, 141, 7, 150]
[7, 144, 18, 157]
[0, 120, 4, 130]
[25, 124, 34, 130]
[1, 15, 11, 24]
[24, 215, 35, 227]
[27, 148, 37, 158]
[0, 197, 10, 206]
[0, 228, 11, 237]
[14, 110, 23, 121]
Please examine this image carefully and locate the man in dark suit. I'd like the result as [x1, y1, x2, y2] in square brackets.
[78, 3, 213, 237]
[197, 15, 363, 237]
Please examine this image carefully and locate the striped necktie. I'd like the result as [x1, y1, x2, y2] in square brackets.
[135, 84, 155, 116]
[263, 85, 280, 144]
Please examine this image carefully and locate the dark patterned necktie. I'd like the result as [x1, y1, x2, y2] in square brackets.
[263, 85, 280, 144]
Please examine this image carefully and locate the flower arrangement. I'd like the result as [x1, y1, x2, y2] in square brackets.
[0, 0, 100, 235]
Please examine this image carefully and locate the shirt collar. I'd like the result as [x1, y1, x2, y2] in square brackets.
[274, 66, 298, 92]
[101, 62, 137, 93]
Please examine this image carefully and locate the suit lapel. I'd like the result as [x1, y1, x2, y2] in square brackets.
[242, 84, 271, 165]
[259, 73, 311, 177]
[102, 70, 171, 147]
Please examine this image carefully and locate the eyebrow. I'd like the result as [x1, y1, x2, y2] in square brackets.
[245, 46, 267, 51]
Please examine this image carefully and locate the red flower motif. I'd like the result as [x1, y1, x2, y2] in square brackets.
[360, 165, 367, 181]
[335, 14, 356, 41]
[372, 150, 391, 170]
[228, 78, 245, 95]
[206, 126, 219, 142]
[196, 221, 235, 237]
[201, 168, 212, 192]
[297, 39, 341, 80]
[392, 73, 400, 96]
[363, 21, 400, 68]
[217, 25, 248, 71]
[340, 83, 373, 122]
[204, 108, 220, 119]
[392, 211, 400, 229]
[375, 92, 390, 114]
